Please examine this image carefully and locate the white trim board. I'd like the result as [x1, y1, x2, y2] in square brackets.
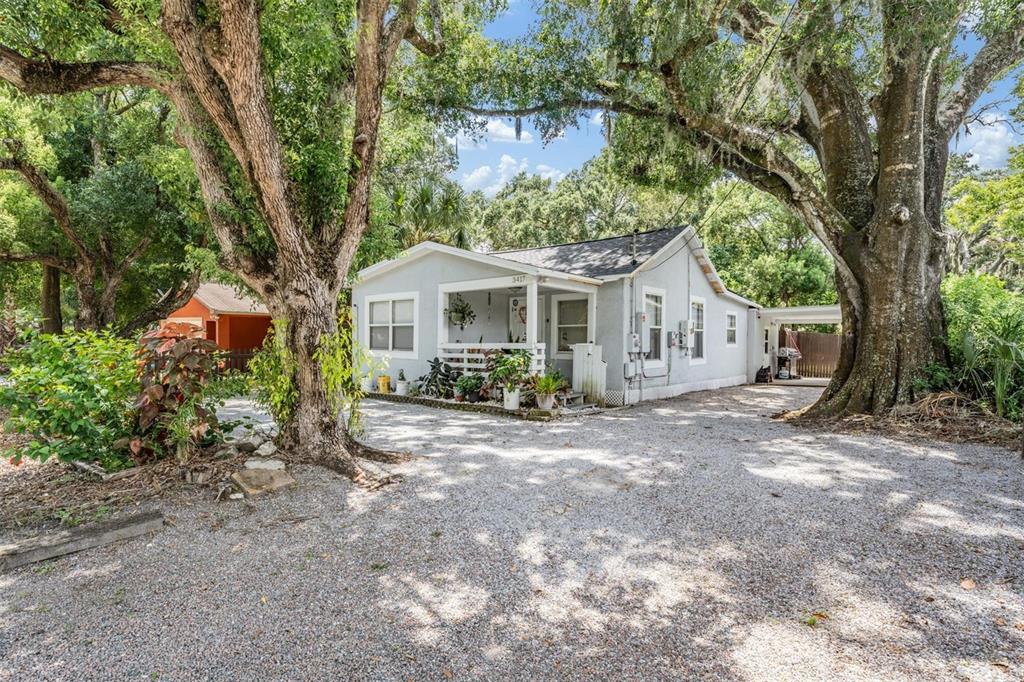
[626, 374, 748, 403]
[356, 241, 603, 287]
[689, 294, 707, 366]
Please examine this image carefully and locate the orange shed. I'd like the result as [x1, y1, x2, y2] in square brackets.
[164, 282, 272, 354]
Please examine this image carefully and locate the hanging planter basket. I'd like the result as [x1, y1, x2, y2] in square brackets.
[445, 294, 477, 330]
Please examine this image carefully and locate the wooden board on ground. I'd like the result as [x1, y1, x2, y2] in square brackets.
[0, 510, 164, 572]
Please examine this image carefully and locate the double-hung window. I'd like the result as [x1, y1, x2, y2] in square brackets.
[726, 313, 737, 345]
[690, 298, 705, 362]
[643, 288, 664, 363]
[554, 297, 589, 353]
[367, 294, 417, 357]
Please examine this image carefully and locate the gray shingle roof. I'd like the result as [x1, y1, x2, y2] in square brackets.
[489, 227, 686, 278]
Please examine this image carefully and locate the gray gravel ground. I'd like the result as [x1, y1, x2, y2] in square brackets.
[2, 385, 1022, 681]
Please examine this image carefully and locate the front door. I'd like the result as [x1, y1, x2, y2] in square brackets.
[509, 296, 544, 343]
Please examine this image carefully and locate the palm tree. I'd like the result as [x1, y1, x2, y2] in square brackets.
[390, 179, 471, 250]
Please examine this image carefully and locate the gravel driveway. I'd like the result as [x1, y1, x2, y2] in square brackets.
[2, 385, 1022, 681]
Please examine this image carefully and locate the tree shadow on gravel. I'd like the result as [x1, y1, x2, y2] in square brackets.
[1, 386, 1021, 680]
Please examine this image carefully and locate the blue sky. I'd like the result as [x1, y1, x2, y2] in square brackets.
[452, 3, 1022, 196]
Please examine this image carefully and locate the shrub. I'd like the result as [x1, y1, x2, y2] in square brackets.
[418, 357, 460, 398]
[248, 320, 298, 426]
[486, 350, 532, 390]
[940, 274, 1024, 420]
[132, 323, 241, 462]
[0, 330, 137, 467]
[249, 312, 371, 434]
[455, 372, 484, 394]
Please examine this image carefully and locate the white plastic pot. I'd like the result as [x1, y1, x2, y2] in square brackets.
[395, 381, 409, 396]
[359, 377, 374, 392]
[536, 393, 556, 411]
[503, 387, 521, 410]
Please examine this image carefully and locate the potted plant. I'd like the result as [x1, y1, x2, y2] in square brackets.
[532, 371, 565, 411]
[455, 373, 484, 403]
[360, 373, 375, 393]
[395, 369, 410, 396]
[444, 294, 476, 331]
[489, 350, 531, 410]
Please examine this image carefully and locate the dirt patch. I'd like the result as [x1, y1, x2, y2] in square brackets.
[0, 429, 252, 538]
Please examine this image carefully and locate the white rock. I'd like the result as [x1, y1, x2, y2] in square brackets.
[254, 441, 278, 457]
[244, 457, 286, 471]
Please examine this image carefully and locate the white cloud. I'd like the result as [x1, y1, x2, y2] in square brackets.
[460, 155, 528, 196]
[536, 164, 565, 182]
[956, 114, 1018, 170]
[590, 111, 605, 127]
[461, 164, 494, 191]
[446, 118, 534, 151]
[486, 119, 533, 144]
[460, 156, 569, 196]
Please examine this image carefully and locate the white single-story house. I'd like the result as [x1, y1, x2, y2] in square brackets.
[352, 226, 840, 406]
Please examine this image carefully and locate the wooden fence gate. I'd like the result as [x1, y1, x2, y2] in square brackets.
[779, 328, 840, 378]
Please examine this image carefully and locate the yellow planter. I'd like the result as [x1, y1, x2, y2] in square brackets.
[377, 375, 391, 394]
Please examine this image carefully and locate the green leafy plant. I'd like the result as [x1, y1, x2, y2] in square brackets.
[418, 357, 460, 398]
[133, 322, 237, 463]
[444, 294, 476, 330]
[314, 309, 369, 435]
[249, 319, 299, 426]
[251, 314, 374, 435]
[0, 330, 138, 466]
[486, 350, 532, 389]
[455, 372, 484, 394]
[533, 370, 567, 395]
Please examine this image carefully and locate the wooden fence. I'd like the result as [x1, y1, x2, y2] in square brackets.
[222, 349, 256, 372]
[779, 328, 840, 378]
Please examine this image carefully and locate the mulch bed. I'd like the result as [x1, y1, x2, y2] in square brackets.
[783, 391, 1024, 453]
[0, 426, 251, 538]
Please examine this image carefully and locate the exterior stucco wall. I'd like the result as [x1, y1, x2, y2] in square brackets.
[352, 250, 526, 381]
[620, 243, 753, 403]
[352, 242, 756, 402]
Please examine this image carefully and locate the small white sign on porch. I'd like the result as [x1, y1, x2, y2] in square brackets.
[508, 296, 544, 343]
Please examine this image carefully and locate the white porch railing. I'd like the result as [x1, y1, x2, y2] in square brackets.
[437, 342, 546, 374]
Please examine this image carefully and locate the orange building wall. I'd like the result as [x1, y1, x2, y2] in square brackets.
[218, 314, 272, 351]
[166, 297, 270, 351]
[167, 298, 212, 322]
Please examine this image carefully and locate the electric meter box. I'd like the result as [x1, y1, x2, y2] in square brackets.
[634, 311, 650, 354]
[628, 332, 642, 353]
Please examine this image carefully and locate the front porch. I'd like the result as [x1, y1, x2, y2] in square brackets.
[436, 273, 598, 379]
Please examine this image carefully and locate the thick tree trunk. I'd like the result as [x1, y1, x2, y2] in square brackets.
[811, 213, 947, 416]
[72, 274, 116, 331]
[271, 279, 406, 487]
[40, 265, 63, 334]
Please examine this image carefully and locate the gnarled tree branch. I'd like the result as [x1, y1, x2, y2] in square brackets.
[938, 20, 1024, 138]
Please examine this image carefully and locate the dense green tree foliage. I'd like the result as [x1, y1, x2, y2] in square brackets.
[419, 0, 1024, 416]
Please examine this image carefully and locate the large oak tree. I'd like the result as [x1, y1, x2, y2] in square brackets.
[0, 0, 466, 484]
[435, 0, 1024, 415]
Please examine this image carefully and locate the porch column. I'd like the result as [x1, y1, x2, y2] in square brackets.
[587, 291, 597, 343]
[437, 288, 448, 345]
[526, 279, 538, 345]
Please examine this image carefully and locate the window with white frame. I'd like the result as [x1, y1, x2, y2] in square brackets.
[644, 289, 664, 362]
[726, 313, 737, 345]
[554, 297, 588, 353]
[691, 299, 705, 360]
[368, 295, 416, 355]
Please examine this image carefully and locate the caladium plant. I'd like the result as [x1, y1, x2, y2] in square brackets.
[131, 323, 227, 463]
